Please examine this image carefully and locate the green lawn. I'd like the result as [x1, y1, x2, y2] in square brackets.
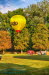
[0, 54, 49, 75]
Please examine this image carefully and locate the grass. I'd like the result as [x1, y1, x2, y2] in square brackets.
[0, 54, 49, 75]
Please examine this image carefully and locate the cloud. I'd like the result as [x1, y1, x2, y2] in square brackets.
[0, 5, 3, 9]
[21, 0, 26, 2]
[0, 5, 18, 13]
[21, 0, 29, 2]
[0, 0, 42, 13]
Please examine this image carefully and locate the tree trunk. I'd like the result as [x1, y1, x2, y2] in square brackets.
[11, 29, 15, 53]
[21, 50, 23, 54]
[3, 50, 5, 54]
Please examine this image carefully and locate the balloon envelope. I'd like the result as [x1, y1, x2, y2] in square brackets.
[10, 15, 26, 32]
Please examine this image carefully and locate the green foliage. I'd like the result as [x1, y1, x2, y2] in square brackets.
[45, 14, 49, 23]
[0, 0, 49, 52]
[14, 28, 30, 50]
[32, 24, 49, 50]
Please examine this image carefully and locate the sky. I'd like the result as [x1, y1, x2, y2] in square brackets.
[0, 0, 41, 13]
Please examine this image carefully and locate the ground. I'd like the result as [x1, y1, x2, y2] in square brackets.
[0, 54, 49, 75]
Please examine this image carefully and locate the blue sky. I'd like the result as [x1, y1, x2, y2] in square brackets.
[0, 0, 41, 13]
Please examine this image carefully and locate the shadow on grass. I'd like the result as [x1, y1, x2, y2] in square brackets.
[14, 55, 49, 61]
[0, 63, 30, 75]
[0, 63, 49, 75]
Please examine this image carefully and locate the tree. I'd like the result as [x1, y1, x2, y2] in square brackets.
[32, 24, 49, 50]
[14, 28, 30, 53]
[0, 30, 12, 54]
[45, 14, 49, 23]
[37, 0, 49, 24]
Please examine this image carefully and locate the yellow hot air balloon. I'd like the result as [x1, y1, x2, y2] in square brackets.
[10, 15, 26, 32]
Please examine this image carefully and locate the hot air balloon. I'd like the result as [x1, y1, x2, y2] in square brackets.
[10, 15, 26, 32]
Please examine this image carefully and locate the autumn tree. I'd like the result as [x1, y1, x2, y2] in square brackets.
[32, 24, 49, 50]
[0, 30, 12, 54]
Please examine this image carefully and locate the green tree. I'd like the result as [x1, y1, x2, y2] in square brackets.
[32, 24, 49, 50]
[45, 14, 49, 23]
[37, 0, 49, 24]
[14, 28, 30, 53]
